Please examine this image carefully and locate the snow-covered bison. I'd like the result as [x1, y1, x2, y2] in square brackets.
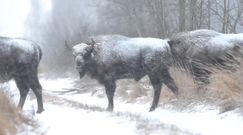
[168, 29, 243, 85]
[0, 37, 44, 113]
[72, 35, 178, 111]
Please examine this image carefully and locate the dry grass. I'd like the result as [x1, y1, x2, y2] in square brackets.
[207, 68, 243, 113]
[76, 57, 243, 113]
[113, 62, 243, 113]
[0, 91, 33, 135]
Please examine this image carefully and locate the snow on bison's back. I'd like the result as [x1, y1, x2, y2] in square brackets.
[0, 36, 44, 113]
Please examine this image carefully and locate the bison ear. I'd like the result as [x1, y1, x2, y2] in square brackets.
[86, 38, 96, 46]
[90, 38, 96, 46]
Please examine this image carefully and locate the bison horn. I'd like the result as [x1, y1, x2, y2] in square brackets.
[90, 38, 96, 46]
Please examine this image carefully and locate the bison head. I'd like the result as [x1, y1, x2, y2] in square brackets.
[72, 43, 93, 78]
[167, 39, 195, 69]
[168, 40, 188, 59]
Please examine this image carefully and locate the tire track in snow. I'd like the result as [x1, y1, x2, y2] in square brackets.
[42, 92, 193, 135]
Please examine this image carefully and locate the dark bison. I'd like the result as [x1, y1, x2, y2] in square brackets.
[0, 36, 44, 113]
[72, 35, 178, 111]
[168, 29, 243, 85]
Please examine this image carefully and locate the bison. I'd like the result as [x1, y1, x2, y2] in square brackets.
[0, 36, 44, 113]
[168, 29, 243, 85]
[72, 35, 178, 112]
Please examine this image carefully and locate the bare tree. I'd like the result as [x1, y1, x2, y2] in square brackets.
[222, 0, 230, 33]
[25, 0, 99, 73]
[179, 0, 186, 31]
[189, 0, 197, 30]
[24, 0, 243, 74]
[207, 0, 212, 29]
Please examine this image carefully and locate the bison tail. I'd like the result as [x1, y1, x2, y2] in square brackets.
[37, 45, 43, 61]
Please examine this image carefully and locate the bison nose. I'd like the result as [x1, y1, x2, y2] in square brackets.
[76, 64, 83, 70]
[75, 60, 85, 70]
[76, 60, 82, 66]
[75, 56, 84, 65]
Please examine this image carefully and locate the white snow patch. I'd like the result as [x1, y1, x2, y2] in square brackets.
[72, 43, 89, 56]
[148, 109, 243, 135]
[5, 78, 243, 135]
[126, 38, 169, 48]
[11, 39, 35, 53]
[63, 92, 243, 135]
[209, 33, 243, 48]
[40, 78, 75, 92]
[34, 104, 137, 135]
[117, 37, 169, 53]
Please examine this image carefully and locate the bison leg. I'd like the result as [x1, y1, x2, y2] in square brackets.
[162, 71, 178, 95]
[148, 74, 162, 112]
[28, 74, 44, 113]
[14, 77, 30, 110]
[104, 81, 116, 112]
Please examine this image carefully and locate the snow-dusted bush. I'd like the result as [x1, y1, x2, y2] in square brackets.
[168, 29, 243, 85]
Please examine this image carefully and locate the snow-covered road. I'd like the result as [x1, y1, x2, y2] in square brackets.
[5, 77, 243, 135]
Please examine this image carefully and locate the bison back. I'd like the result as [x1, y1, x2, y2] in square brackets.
[0, 37, 42, 80]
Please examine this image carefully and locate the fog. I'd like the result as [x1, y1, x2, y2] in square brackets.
[24, 0, 100, 74]
[0, 0, 30, 37]
[1, 0, 243, 75]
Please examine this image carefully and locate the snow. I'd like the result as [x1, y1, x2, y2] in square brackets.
[118, 37, 169, 51]
[4, 77, 243, 135]
[189, 29, 220, 37]
[72, 43, 90, 56]
[151, 109, 243, 135]
[12, 39, 35, 53]
[185, 29, 243, 49]
[209, 33, 243, 48]
[35, 104, 137, 135]
[61, 91, 243, 135]
[1, 38, 36, 54]
[73, 37, 171, 68]
[40, 78, 75, 92]
[94, 37, 170, 65]
[0, 0, 30, 37]
[125, 38, 169, 48]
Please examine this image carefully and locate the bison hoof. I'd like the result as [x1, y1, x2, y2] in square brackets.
[106, 107, 113, 112]
[149, 107, 156, 112]
[37, 108, 44, 113]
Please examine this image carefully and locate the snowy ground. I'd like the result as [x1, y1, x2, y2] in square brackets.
[4, 77, 243, 135]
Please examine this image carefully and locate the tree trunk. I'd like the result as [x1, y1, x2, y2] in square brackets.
[207, 0, 211, 29]
[189, 0, 197, 30]
[179, 0, 186, 31]
[222, 0, 229, 33]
